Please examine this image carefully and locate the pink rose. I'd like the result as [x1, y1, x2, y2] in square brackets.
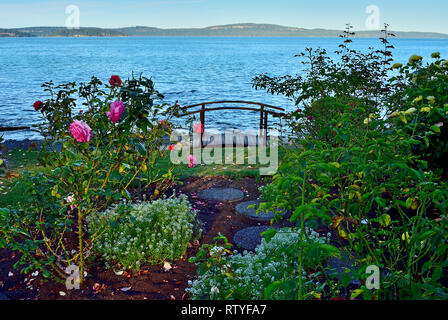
[70, 120, 92, 143]
[65, 194, 77, 210]
[188, 155, 198, 168]
[107, 100, 125, 124]
[194, 122, 204, 135]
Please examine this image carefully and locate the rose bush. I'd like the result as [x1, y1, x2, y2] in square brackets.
[0, 74, 183, 284]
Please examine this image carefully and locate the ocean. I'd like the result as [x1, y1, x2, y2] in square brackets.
[1, 36, 448, 140]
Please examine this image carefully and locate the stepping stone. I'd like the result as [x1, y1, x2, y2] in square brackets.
[233, 226, 273, 251]
[326, 253, 361, 286]
[198, 188, 244, 202]
[235, 200, 285, 222]
[0, 292, 9, 301]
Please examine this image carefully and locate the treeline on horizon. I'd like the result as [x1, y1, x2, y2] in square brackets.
[1, 23, 448, 38]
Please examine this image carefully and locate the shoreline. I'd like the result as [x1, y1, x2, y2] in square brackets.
[1, 139, 43, 151]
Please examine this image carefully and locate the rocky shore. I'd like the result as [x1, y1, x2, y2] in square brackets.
[2, 139, 43, 151]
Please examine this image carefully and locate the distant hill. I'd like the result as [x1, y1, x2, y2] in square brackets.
[0, 27, 126, 37]
[2, 23, 448, 38]
[0, 28, 32, 37]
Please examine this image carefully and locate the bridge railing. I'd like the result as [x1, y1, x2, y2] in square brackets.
[178, 100, 286, 148]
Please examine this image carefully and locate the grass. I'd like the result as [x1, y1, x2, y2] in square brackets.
[0, 147, 45, 207]
[0, 146, 284, 207]
[161, 146, 284, 180]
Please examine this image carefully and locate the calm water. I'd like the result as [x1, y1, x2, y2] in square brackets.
[1, 37, 448, 140]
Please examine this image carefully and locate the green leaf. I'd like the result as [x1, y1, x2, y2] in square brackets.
[264, 281, 282, 299]
[262, 229, 277, 243]
[121, 189, 131, 200]
[430, 125, 441, 133]
[351, 288, 364, 299]
[378, 214, 392, 227]
[318, 244, 340, 257]
[375, 197, 386, 208]
[136, 142, 147, 156]
[406, 198, 413, 209]
[341, 273, 352, 287]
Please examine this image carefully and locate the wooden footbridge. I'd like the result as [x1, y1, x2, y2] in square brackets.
[178, 101, 286, 148]
[1, 101, 286, 147]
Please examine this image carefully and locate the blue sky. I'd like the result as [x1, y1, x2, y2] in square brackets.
[0, 0, 447, 33]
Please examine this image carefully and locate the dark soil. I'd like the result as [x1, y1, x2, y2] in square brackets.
[0, 175, 276, 300]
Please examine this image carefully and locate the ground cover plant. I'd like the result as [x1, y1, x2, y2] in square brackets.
[188, 229, 332, 300]
[88, 195, 199, 271]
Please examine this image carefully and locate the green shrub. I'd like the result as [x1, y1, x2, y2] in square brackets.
[253, 26, 448, 299]
[389, 54, 448, 177]
[88, 195, 198, 271]
[187, 229, 332, 300]
[288, 96, 372, 145]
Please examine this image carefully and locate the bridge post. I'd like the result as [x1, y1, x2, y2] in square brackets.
[264, 111, 268, 131]
[200, 104, 205, 149]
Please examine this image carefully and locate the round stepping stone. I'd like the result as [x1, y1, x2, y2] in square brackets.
[326, 253, 361, 286]
[235, 200, 284, 222]
[234, 226, 272, 251]
[198, 188, 244, 202]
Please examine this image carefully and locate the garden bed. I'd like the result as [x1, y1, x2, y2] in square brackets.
[0, 175, 281, 300]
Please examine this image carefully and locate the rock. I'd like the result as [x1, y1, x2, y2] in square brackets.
[233, 226, 273, 251]
[0, 292, 9, 300]
[326, 253, 361, 286]
[235, 200, 285, 222]
[198, 188, 244, 202]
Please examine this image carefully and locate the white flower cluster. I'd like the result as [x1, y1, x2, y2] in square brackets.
[187, 228, 330, 300]
[88, 195, 196, 270]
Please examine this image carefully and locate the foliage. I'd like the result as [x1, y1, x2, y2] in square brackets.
[187, 229, 332, 300]
[253, 24, 394, 142]
[252, 25, 448, 300]
[88, 195, 198, 271]
[388, 54, 448, 176]
[263, 115, 448, 299]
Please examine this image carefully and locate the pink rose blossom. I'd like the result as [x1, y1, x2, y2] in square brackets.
[188, 155, 198, 168]
[107, 100, 125, 124]
[65, 194, 77, 210]
[70, 120, 92, 143]
[194, 122, 204, 135]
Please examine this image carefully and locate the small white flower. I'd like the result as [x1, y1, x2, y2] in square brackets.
[211, 285, 219, 295]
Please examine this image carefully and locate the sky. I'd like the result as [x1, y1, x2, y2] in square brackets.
[0, 0, 447, 33]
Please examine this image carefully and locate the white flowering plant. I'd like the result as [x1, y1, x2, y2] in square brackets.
[88, 195, 198, 271]
[187, 228, 334, 300]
